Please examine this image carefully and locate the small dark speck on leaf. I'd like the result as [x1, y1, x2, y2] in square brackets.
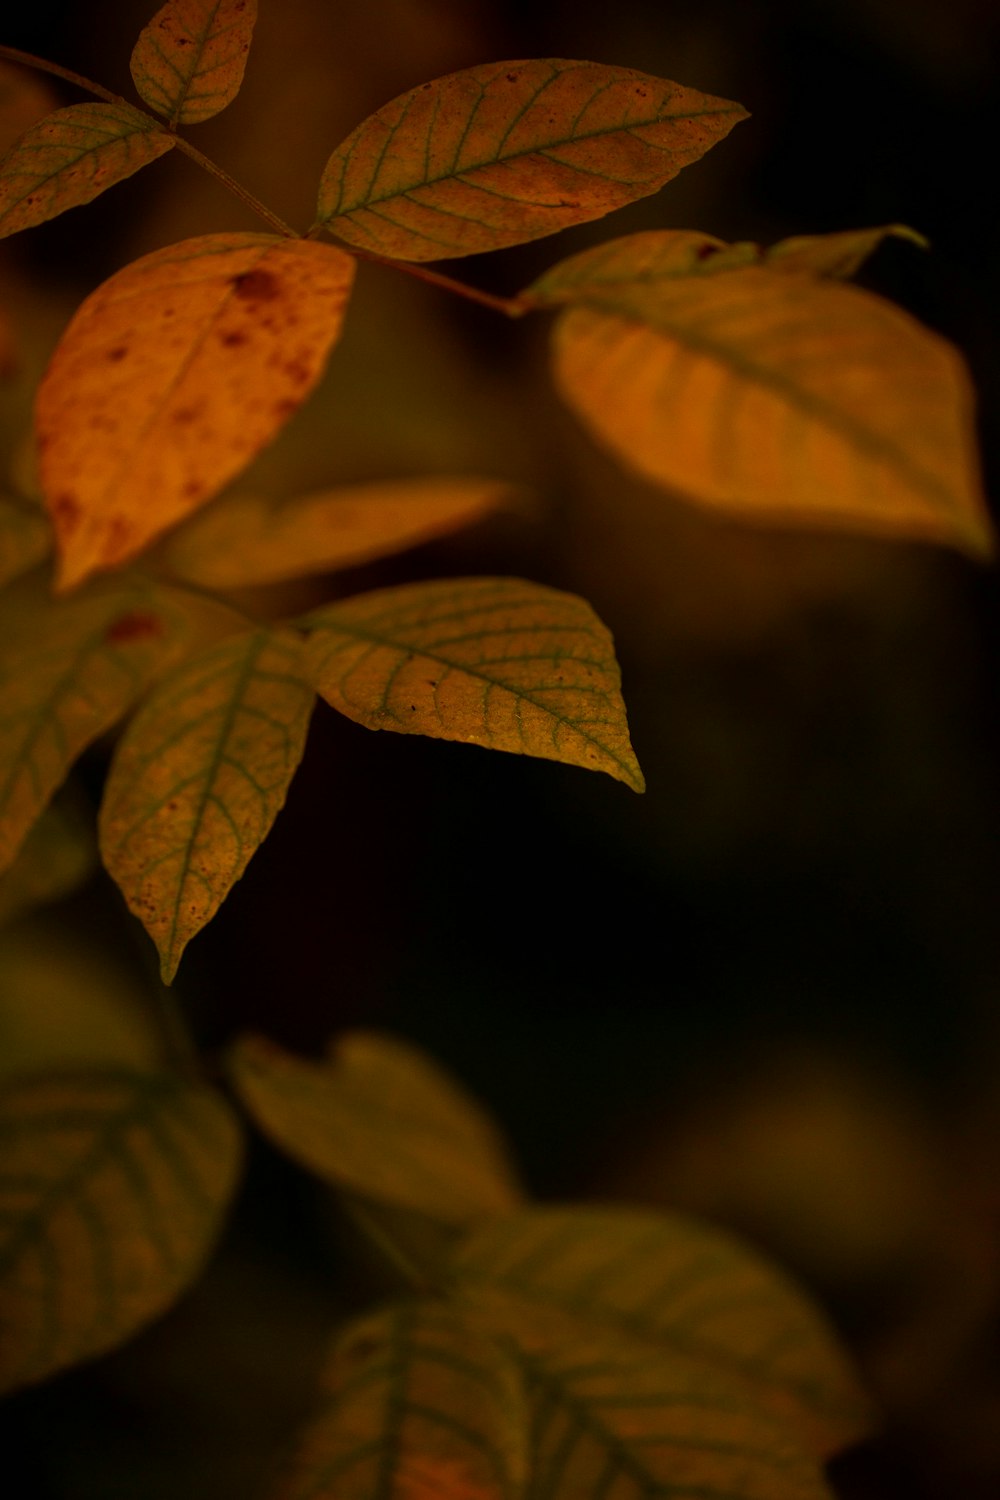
[232, 268, 280, 302]
[107, 346, 129, 362]
[696, 242, 720, 260]
[507, 72, 519, 83]
[183, 480, 202, 497]
[410, 704, 417, 711]
[220, 329, 247, 347]
[52, 494, 80, 529]
[105, 611, 162, 644]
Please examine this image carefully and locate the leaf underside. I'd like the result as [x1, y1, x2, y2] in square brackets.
[130, 0, 258, 126]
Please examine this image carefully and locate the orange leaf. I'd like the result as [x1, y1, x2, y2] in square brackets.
[35, 232, 355, 590]
[316, 59, 747, 261]
[130, 0, 257, 126]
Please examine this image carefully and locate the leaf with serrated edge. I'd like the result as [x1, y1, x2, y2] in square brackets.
[130, 0, 257, 127]
[0, 1070, 242, 1394]
[543, 254, 990, 556]
[229, 1031, 523, 1226]
[452, 1205, 873, 1461]
[270, 1302, 527, 1500]
[0, 494, 49, 586]
[458, 1287, 834, 1500]
[99, 629, 314, 984]
[161, 477, 516, 589]
[316, 59, 747, 261]
[0, 578, 193, 878]
[36, 232, 355, 590]
[304, 576, 644, 792]
[0, 102, 173, 240]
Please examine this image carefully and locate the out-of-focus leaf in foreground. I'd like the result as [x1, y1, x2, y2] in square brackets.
[304, 576, 645, 791]
[0, 493, 49, 586]
[270, 1301, 527, 1500]
[0, 1070, 242, 1394]
[316, 59, 747, 261]
[161, 476, 516, 589]
[130, 0, 257, 126]
[0, 103, 173, 240]
[453, 1205, 873, 1461]
[36, 232, 355, 589]
[533, 237, 990, 556]
[99, 629, 314, 984]
[0, 578, 192, 877]
[229, 1030, 523, 1226]
[0, 797, 97, 927]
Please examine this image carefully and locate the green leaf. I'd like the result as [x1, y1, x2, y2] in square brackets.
[304, 577, 645, 792]
[229, 1031, 523, 1227]
[315, 59, 747, 261]
[0, 493, 50, 587]
[452, 1206, 873, 1461]
[458, 1287, 835, 1500]
[541, 255, 991, 556]
[0, 796, 97, 927]
[130, 0, 258, 127]
[0, 1069, 242, 1394]
[0, 577, 194, 878]
[99, 628, 315, 984]
[269, 1301, 528, 1500]
[0, 102, 173, 240]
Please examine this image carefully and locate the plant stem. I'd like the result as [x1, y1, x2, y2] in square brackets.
[344, 1198, 444, 1297]
[168, 135, 297, 238]
[342, 244, 530, 319]
[0, 43, 123, 106]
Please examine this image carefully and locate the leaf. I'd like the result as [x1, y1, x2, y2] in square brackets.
[0, 493, 49, 587]
[304, 577, 645, 792]
[130, 0, 258, 127]
[764, 223, 929, 279]
[458, 1287, 835, 1500]
[0, 797, 97, 927]
[540, 254, 991, 556]
[36, 232, 355, 590]
[270, 1302, 528, 1500]
[0, 1069, 242, 1393]
[0, 578, 193, 878]
[161, 477, 516, 589]
[0, 102, 173, 240]
[229, 1030, 523, 1226]
[452, 1206, 873, 1461]
[99, 628, 314, 984]
[315, 59, 747, 261]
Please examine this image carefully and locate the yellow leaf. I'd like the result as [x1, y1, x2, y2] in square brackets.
[0, 797, 97, 927]
[304, 576, 645, 792]
[0, 1069, 242, 1394]
[36, 232, 355, 590]
[543, 258, 990, 556]
[130, 0, 257, 127]
[161, 477, 517, 589]
[764, 223, 929, 279]
[229, 1030, 523, 1226]
[269, 1302, 527, 1500]
[453, 1205, 873, 1461]
[99, 628, 315, 983]
[0, 102, 173, 240]
[0, 492, 49, 586]
[0, 577, 194, 877]
[316, 59, 747, 261]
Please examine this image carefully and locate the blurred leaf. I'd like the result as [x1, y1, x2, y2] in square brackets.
[0, 796, 97, 926]
[36, 232, 355, 589]
[0, 577, 194, 877]
[0, 492, 49, 586]
[229, 1031, 523, 1226]
[316, 59, 747, 261]
[130, 0, 257, 127]
[99, 628, 314, 984]
[543, 260, 991, 555]
[764, 224, 929, 279]
[452, 1205, 873, 1460]
[304, 576, 645, 791]
[269, 1301, 527, 1500]
[0, 102, 173, 240]
[0, 1069, 242, 1394]
[161, 476, 516, 589]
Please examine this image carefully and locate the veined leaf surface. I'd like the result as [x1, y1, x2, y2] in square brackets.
[453, 1205, 872, 1460]
[229, 1030, 522, 1226]
[545, 261, 991, 555]
[0, 1069, 242, 1394]
[0, 102, 173, 240]
[36, 232, 355, 589]
[99, 629, 315, 984]
[270, 1302, 527, 1500]
[0, 578, 192, 877]
[316, 59, 747, 261]
[304, 576, 644, 792]
[0, 493, 49, 586]
[162, 477, 515, 589]
[130, 0, 257, 126]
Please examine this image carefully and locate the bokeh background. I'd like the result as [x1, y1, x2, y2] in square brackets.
[1, 1, 999, 1495]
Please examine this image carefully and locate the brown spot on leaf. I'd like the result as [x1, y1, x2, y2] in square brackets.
[52, 494, 80, 531]
[220, 329, 247, 347]
[107, 346, 129, 362]
[231, 269, 280, 302]
[173, 406, 199, 424]
[105, 611, 163, 644]
[507, 72, 519, 82]
[696, 241, 721, 260]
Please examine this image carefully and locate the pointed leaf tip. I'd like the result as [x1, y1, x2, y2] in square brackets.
[131, 0, 258, 126]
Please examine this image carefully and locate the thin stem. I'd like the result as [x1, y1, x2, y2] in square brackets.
[0, 43, 124, 106]
[344, 1198, 443, 1297]
[169, 135, 297, 238]
[343, 244, 531, 319]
